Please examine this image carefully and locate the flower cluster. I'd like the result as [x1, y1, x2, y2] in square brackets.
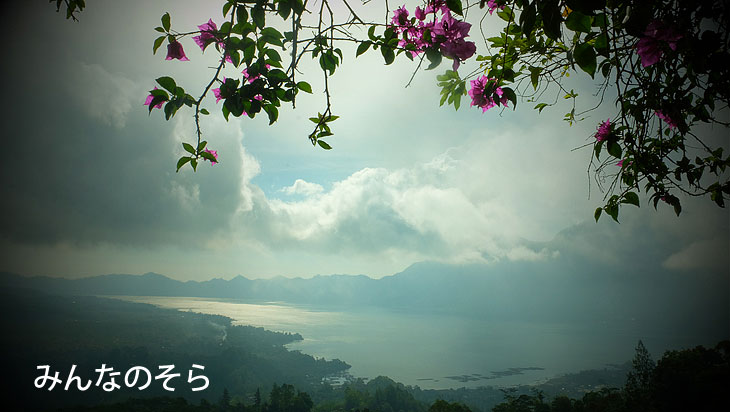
[390, 1, 476, 70]
[594, 118, 611, 142]
[635, 20, 682, 67]
[468, 76, 508, 112]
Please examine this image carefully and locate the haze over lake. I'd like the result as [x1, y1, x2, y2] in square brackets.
[110, 295, 720, 390]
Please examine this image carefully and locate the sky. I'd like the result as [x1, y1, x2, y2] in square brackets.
[0, 0, 728, 281]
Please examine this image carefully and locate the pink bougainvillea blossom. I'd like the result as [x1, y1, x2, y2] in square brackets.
[595, 118, 611, 141]
[166, 39, 189, 61]
[415, 6, 426, 20]
[487, 0, 505, 15]
[212, 77, 228, 103]
[425, 0, 448, 14]
[635, 20, 682, 67]
[616, 159, 625, 167]
[204, 149, 218, 165]
[390, 4, 476, 69]
[655, 110, 678, 129]
[242, 65, 271, 83]
[391, 5, 409, 26]
[193, 19, 221, 51]
[144, 87, 165, 109]
[468, 76, 508, 112]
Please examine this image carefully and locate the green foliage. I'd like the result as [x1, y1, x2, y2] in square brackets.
[52, 0, 730, 220]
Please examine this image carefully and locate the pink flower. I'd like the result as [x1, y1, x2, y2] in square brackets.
[425, 0, 448, 14]
[655, 110, 677, 129]
[441, 38, 476, 70]
[595, 118, 611, 141]
[391, 5, 409, 26]
[487, 0, 504, 15]
[242, 65, 271, 83]
[144, 87, 165, 109]
[635, 20, 682, 67]
[415, 6, 426, 20]
[431, 12, 476, 70]
[193, 19, 221, 51]
[212, 77, 227, 103]
[616, 159, 624, 167]
[204, 149, 218, 165]
[166, 39, 189, 61]
[468, 76, 508, 112]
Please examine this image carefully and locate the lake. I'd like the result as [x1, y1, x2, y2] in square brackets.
[108, 295, 718, 389]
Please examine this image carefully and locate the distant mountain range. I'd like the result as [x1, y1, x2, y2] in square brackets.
[2, 260, 728, 336]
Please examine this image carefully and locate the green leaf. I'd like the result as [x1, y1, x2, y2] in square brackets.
[153, 36, 166, 54]
[381, 46, 395, 65]
[197, 141, 207, 152]
[574, 42, 597, 78]
[263, 104, 279, 125]
[200, 108, 210, 115]
[539, 0, 562, 40]
[622, 192, 640, 207]
[237, 5, 249, 24]
[156, 76, 177, 93]
[606, 204, 619, 222]
[176, 156, 191, 172]
[534, 102, 549, 113]
[182, 143, 196, 155]
[261, 27, 284, 46]
[368, 25, 377, 41]
[529, 66, 541, 90]
[445, 0, 463, 16]
[565, 10, 592, 33]
[147, 95, 167, 114]
[318, 140, 332, 150]
[222, 2, 233, 17]
[161, 12, 171, 32]
[607, 141, 622, 158]
[519, 4, 537, 35]
[277, 0, 291, 19]
[425, 47, 442, 70]
[200, 150, 217, 162]
[594, 33, 608, 57]
[594, 207, 602, 222]
[356, 41, 372, 57]
[252, 5, 265, 28]
[297, 81, 313, 93]
[501, 87, 517, 109]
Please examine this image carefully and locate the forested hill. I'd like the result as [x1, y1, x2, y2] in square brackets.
[2, 259, 728, 331]
[0, 289, 349, 411]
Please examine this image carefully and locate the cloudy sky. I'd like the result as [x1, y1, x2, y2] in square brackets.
[1, 0, 728, 281]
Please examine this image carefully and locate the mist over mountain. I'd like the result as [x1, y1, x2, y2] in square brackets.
[3, 257, 727, 340]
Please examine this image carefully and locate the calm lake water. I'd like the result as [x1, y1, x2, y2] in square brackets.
[108, 296, 717, 389]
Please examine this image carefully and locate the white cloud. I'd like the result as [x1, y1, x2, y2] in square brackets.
[231, 128, 589, 267]
[281, 179, 325, 196]
[67, 62, 139, 128]
[663, 237, 730, 272]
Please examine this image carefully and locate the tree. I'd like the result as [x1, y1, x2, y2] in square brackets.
[221, 387, 232, 411]
[52, 0, 730, 220]
[624, 340, 655, 411]
[651, 341, 730, 412]
[429, 399, 473, 412]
